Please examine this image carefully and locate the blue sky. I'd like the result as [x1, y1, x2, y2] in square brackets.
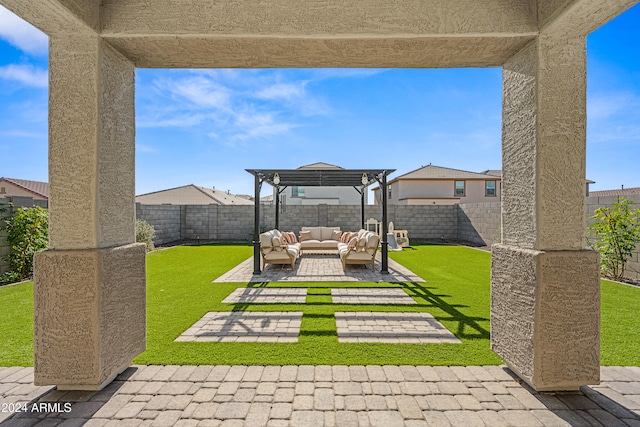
[0, 5, 638, 200]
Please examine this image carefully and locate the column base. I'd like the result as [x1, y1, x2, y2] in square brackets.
[33, 243, 146, 390]
[491, 244, 600, 391]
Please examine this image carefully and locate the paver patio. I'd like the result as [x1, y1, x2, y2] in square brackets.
[214, 252, 424, 283]
[2, 365, 640, 426]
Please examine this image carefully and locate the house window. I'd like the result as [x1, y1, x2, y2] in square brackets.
[291, 186, 305, 197]
[387, 185, 392, 199]
[454, 181, 465, 197]
[485, 180, 496, 196]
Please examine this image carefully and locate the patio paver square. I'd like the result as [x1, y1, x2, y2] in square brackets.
[335, 312, 461, 344]
[222, 288, 307, 304]
[331, 288, 416, 304]
[175, 312, 303, 343]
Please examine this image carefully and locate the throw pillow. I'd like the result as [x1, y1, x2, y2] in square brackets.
[279, 235, 288, 247]
[272, 236, 282, 250]
[288, 232, 298, 243]
[331, 230, 342, 241]
[299, 230, 312, 241]
[347, 236, 358, 250]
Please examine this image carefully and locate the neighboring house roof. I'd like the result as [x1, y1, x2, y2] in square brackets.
[297, 162, 343, 170]
[136, 184, 254, 205]
[371, 165, 500, 190]
[589, 187, 640, 197]
[481, 169, 502, 177]
[0, 177, 49, 199]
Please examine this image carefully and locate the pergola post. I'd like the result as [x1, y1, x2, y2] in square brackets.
[275, 186, 280, 230]
[360, 189, 366, 230]
[253, 174, 262, 274]
[380, 173, 389, 274]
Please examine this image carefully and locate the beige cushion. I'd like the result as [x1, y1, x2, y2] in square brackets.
[309, 228, 322, 241]
[320, 227, 339, 240]
[299, 230, 312, 241]
[330, 229, 342, 241]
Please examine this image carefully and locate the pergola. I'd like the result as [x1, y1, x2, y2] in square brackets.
[246, 168, 395, 274]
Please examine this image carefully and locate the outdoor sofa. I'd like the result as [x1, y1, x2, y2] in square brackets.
[259, 229, 301, 269]
[298, 226, 342, 253]
[337, 229, 380, 271]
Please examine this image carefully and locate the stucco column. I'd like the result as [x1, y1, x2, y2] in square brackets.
[492, 35, 600, 391]
[33, 35, 146, 390]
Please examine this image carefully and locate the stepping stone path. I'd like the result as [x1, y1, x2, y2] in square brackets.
[335, 312, 462, 344]
[331, 288, 417, 304]
[175, 312, 303, 342]
[222, 287, 307, 304]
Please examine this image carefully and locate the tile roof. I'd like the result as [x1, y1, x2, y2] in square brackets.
[297, 162, 343, 170]
[0, 177, 49, 198]
[136, 184, 254, 205]
[481, 169, 502, 177]
[392, 165, 501, 182]
[589, 187, 640, 197]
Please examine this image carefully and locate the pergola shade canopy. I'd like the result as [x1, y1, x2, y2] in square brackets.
[245, 169, 395, 188]
[247, 168, 396, 275]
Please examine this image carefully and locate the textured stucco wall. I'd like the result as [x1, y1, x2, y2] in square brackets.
[34, 243, 146, 390]
[501, 41, 537, 249]
[49, 36, 135, 250]
[98, 0, 537, 68]
[502, 35, 587, 251]
[491, 245, 600, 390]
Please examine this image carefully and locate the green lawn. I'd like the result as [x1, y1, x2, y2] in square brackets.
[1, 244, 638, 366]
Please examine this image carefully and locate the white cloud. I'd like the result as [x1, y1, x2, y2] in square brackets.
[0, 6, 48, 56]
[587, 92, 635, 120]
[0, 64, 48, 88]
[0, 129, 44, 138]
[136, 143, 157, 153]
[160, 76, 230, 109]
[256, 82, 306, 101]
[137, 112, 208, 128]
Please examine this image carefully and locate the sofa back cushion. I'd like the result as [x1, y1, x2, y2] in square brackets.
[321, 227, 340, 241]
[301, 227, 322, 241]
[299, 230, 312, 241]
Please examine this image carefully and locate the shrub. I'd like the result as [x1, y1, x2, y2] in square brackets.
[136, 218, 156, 251]
[588, 197, 640, 281]
[1, 206, 49, 283]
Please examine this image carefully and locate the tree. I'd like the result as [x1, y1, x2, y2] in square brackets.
[588, 197, 640, 281]
[1, 206, 49, 283]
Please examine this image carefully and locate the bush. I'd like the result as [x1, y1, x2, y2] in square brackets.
[588, 197, 640, 281]
[136, 219, 156, 251]
[1, 206, 49, 283]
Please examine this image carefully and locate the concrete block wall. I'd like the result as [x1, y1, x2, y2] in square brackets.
[135, 203, 181, 245]
[0, 196, 48, 275]
[135, 198, 640, 283]
[457, 202, 502, 246]
[393, 205, 458, 241]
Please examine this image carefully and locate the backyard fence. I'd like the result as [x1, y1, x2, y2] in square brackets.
[1, 195, 637, 282]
